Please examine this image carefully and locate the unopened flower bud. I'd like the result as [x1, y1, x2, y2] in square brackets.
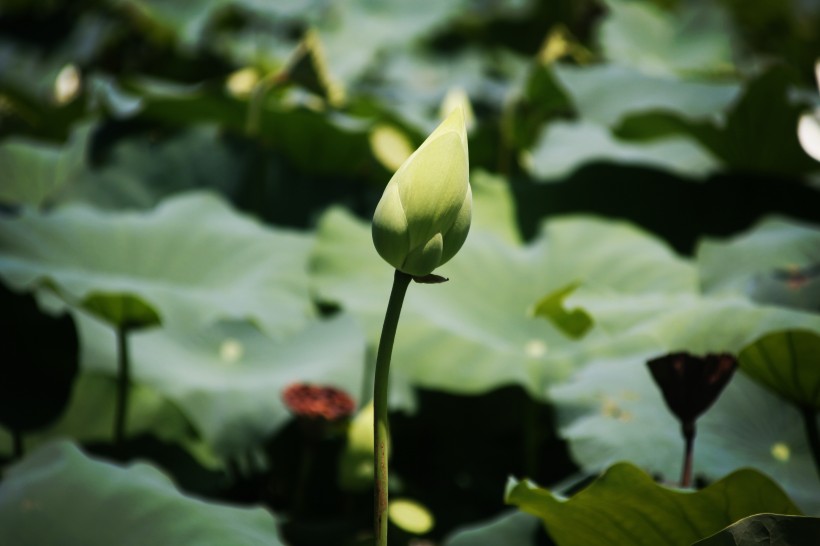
[371, 108, 472, 276]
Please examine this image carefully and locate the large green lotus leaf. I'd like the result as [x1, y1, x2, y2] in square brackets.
[550, 299, 820, 512]
[552, 63, 739, 128]
[0, 373, 194, 457]
[506, 463, 801, 546]
[696, 217, 820, 312]
[0, 441, 283, 546]
[76, 310, 365, 455]
[739, 329, 820, 411]
[0, 122, 90, 207]
[443, 510, 539, 546]
[694, 513, 820, 546]
[311, 195, 695, 397]
[597, 0, 735, 76]
[0, 191, 315, 336]
[527, 120, 719, 180]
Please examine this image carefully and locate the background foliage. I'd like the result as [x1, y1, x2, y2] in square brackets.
[1, 0, 819, 544]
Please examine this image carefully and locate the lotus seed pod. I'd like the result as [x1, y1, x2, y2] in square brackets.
[372, 108, 472, 276]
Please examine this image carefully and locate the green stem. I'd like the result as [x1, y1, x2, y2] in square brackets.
[373, 270, 412, 546]
[800, 406, 820, 481]
[680, 421, 695, 488]
[114, 325, 131, 448]
[246, 72, 286, 136]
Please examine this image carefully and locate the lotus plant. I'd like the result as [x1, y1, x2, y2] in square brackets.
[647, 352, 737, 487]
[370, 107, 471, 545]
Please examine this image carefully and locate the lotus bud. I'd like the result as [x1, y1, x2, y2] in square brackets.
[371, 107, 472, 276]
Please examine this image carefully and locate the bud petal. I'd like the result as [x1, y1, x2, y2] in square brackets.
[372, 108, 471, 276]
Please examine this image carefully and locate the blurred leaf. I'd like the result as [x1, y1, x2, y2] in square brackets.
[550, 299, 820, 513]
[505, 63, 573, 150]
[0, 441, 283, 546]
[443, 510, 539, 546]
[0, 284, 78, 433]
[60, 125, 244, 210]
[132, 83, 377, 178]
[113, 0, 225, 48]
[77, 311, 366, 455]
[531, 282, 594, 339]
[506, 463, 801, 546]
[527, 120, 719, 180]
[311, 189, 696, 398]
[0, 373, 196, 458]
[696, 217, 820, 313]
[597, 0, 735, 76]
[717, 65, 819, 175]
[358, 47, 527, 135]
[552, 63, 740, 127]
[317, 0, 465, 84]
[81, 292, 161, 330]
[0, 122, 91, 207]
[739, 329, 820, 411]
[0, 192, 315, 336]
[469, 170, 522, 245]
[694, 513, 820, 546]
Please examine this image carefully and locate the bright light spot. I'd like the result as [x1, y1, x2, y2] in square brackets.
[621, 390, 640, 401]
[369, 124, 414, 173]
[226, 68, 259, 98]
[600, 396, 632, 422]
[771, 442, 790, 462]
[54, 64, 81, 104]
[388, 499, 435, 535]
[219, 338, 243, 364]
[524, 339, 548, 357]
[519, 151, 534, 171]
[798, 111, 820, 162]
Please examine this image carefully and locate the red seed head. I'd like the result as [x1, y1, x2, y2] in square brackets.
[282, 383, 356, 422]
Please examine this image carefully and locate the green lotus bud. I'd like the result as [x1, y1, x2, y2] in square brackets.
[372, 108, 472, 276]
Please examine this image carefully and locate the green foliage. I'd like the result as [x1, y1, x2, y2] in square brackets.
[1, 0, 819, 543]
[530, 282, 594, 339]
[81, 292, 162, 329]
[76, 312, 366, 455]
[694, 513, 820, 546]
[0, 122, 91, 207]
[739, 330, 820, 411]
[443, 511, 539, 546]
[0, 192, 315, 336]
[0, 441, 282, 546]
[506, 463, 801, 546]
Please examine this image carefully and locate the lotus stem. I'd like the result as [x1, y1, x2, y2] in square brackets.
[680, 421, 695, 488]
[114, 325, 131, 448]
[373, 270, 412, 546]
